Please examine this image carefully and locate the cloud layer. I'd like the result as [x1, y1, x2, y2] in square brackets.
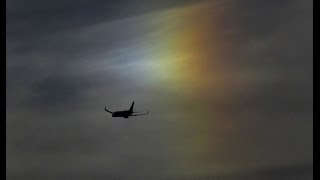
[7, 0, 313, 179]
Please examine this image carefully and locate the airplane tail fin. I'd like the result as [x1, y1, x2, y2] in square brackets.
[129, 101, 134, 112]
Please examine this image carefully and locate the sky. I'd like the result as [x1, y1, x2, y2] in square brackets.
[6, 0, 313, 179]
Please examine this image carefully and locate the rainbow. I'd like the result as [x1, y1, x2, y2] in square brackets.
[132, 2, 235, 175]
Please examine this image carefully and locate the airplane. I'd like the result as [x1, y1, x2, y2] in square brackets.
[104, 101, 149, 118]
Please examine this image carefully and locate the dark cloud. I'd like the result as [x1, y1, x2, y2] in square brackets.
[7, 0, 208, 42]
[31, 73, 93, 108]
[6, 163, 313, 179]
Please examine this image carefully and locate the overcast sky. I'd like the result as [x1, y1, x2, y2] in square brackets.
[6, 0, 313, 179]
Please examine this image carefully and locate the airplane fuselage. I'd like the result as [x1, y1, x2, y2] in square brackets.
[112, 110, 132, 118]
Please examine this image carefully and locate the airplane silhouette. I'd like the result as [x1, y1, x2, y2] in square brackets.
[104, 101, 149, 118]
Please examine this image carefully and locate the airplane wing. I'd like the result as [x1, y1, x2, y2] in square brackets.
[131, 111, 149, 116]
[104, 106, 114, 113]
